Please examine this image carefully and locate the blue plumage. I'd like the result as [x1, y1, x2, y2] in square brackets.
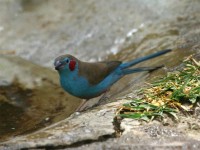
[54, 49, 171, 108]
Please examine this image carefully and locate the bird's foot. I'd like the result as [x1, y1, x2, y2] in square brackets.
[97, 95, 109, 105]
[75, 99, 88, 112]
[75, 91, 110, 112]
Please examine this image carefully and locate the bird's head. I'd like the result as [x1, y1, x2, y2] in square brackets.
[54, 54, 78, 73]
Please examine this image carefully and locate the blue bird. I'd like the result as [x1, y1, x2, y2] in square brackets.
[54, 49, 171, 111]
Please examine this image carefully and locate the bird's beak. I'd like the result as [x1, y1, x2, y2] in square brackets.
[54, 60, 63, 70]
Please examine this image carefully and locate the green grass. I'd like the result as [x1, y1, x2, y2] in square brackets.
[117, 56, 200, 121]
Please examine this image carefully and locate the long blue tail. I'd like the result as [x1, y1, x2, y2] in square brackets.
[122, 65, 163, 74]
[121, 49, 171, 69]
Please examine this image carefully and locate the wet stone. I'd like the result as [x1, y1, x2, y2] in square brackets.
[0, 55, 81, 142]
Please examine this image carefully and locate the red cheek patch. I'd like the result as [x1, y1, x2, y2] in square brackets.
[69, 60, 76, 71]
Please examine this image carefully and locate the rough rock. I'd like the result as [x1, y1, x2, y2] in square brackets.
[0, 102, 118, 149]
[0, 0, 200, 149]
[1, 98, 200, 149]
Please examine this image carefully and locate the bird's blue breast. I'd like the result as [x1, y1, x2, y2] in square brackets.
[60, 70, 90, 98]
[59, 66, 123, 99]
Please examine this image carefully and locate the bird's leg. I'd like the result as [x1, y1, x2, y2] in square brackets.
[98, 93, 109, 105]
[75, 99, 88, 112]
[76, 89, 110, 112]
[97, 89, 110, 105]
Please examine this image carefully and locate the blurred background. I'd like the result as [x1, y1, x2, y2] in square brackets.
[0, 0, 199, 65]
[0, 0, 200, 142]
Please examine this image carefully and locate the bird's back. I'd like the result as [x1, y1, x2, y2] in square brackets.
[78, 60, 122, 85]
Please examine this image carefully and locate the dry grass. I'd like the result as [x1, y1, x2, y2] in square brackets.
[117, 56, 200, 121]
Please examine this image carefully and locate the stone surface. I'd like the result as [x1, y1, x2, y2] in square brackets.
[0, 55, 81, 142]
[0, 103, 118, 149]
[1, 99, 200, 149]
[0, 0, 200, 67]
[0, 0, 200, 149]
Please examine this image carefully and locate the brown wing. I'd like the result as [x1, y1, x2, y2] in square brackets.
[78, 60, 122, 85]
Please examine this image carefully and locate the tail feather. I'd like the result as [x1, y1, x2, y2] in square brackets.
[121, 49, 171, 69]
[122, 65, 164, 75]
